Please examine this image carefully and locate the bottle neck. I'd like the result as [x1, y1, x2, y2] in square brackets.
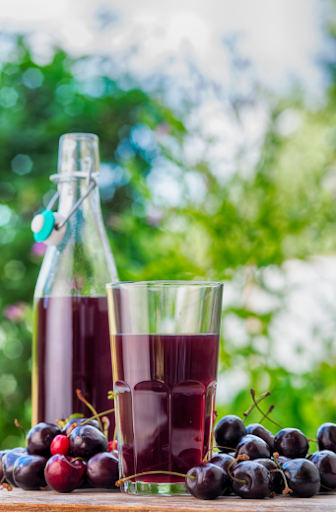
[56, 133, 102, 221]
[57, 177, 102, 220]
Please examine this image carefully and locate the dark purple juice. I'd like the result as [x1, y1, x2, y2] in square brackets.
[112, 333, 219, 483]
[32, 296, 114, 433]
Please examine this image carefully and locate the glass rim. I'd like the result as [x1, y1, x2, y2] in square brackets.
[106, 280, 223, 289]
[60, 132, 99, 142]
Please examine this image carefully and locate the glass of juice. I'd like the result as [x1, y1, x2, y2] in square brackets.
[106, 281, 223, 496]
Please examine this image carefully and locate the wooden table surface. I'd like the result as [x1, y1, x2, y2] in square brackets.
[0, 488, 335, 512]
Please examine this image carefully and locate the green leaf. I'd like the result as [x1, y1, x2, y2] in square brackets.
[67, 413, 84, 421]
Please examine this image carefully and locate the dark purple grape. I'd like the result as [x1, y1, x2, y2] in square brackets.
[62, 418, 100, 436]
[236, 434, 271, 460]
[2, 448, 27, 487]
[274, 428, 308, 459]
[246, 423, 275, 451]
[87, 452, 119, 489]
[231, 461, 271, 499]
[69, 425, 108, 460]
[214, 415, 247, 452]
[210, 453, 235, 495]
[27, 422, 60, 458]
[309, 450, 336, 489]
[283, 459, 320, 498]
[186, 462, 228, 500]
[317, 423, 336, 453]
[254, 458, 283, 494]
[13, 455, 48, 490]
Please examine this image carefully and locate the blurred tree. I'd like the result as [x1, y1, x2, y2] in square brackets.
[1, 13, 336, 448]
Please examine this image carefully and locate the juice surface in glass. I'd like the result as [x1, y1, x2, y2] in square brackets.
[113, 333, 219, 483]
[33, 295, 114, 430]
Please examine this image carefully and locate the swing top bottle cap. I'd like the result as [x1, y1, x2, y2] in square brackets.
[58, 133, 100, 176]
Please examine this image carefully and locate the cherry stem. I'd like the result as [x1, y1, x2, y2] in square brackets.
[321, 484, 336, 492]
[102, 416, 110, 439]
[70, 457, 86, 463]
[307, 438, 317, 443]
[243, 389, 270, 423]
[202, 445, 236, 461]
[66, 423, 78, 438]
[250, 390, 283, 429]
[270, 468, 293, 495]
[76, 389, 103, 431]
[259, 404, 275, 424]
[115, 471, 196, 487]
[14, 418, 26, 447]
[81, 408, 115, 426]
[2, 483, 13, 492]
[65, 457, 86, 470]
[226, 454, 249, 483]
[272, 452, 281, 469]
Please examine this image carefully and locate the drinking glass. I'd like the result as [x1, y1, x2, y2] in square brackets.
[106, 281, 223, 496]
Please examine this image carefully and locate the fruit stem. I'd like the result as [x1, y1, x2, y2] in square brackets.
[321, 484, 336, 492]
[55, 419, 66, 429]
[76, 389, 103, 431]
[102, 416, 110, 439]
[270, 468, 293, 495]
[81, 408, 115, 426]
[115, 471, 196, 487]
[226, 454, 249, 483]
[243, 389, 270, 423]
[307, 438, 317, 443]
[2, 483, 13, 492]
[259, 404, 275, 424]
[14, 418, 26, 447]
[65, 457, 86, 471]
[66, 423, 78, 437]
[250, 390, 283, 429]
[202, 445, 236, 462]
[272, 452, 281, 469]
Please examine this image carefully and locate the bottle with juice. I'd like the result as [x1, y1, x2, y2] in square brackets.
[31, 133, 118, 433]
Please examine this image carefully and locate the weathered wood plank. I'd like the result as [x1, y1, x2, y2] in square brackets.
[0, 488, 336, 512]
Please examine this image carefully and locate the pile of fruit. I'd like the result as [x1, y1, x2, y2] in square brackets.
[0, 415, 119, 493]
[186, 390, 336, 500]
[1, 388, 336, 500]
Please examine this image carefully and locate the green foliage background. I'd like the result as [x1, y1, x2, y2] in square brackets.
[1, 15, 336, 447]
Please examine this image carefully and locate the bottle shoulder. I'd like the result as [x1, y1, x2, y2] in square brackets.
[34, 221, 118, 297]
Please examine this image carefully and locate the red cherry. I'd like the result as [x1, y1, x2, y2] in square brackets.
[50, 435, 70, 456]
[107, 440, 117, 453]
[44, 454, 86, 493]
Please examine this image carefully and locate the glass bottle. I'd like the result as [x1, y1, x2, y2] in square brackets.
[32, 133, 118, 432]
